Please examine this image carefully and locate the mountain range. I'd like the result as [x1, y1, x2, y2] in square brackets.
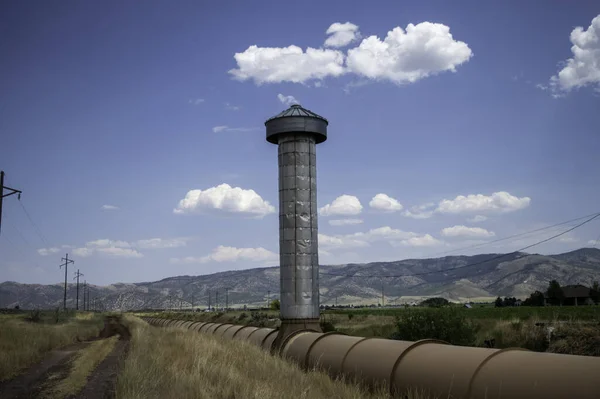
[1, 248, 599, 311]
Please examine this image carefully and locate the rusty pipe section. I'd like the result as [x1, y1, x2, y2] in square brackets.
[141, 318, 600, 399]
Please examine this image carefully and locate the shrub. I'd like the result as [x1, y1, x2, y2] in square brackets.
[27, 309, 42, 323]
[320, 320, 336, 333]
[348, 313, 354, 321]
[391, 308, 479, 346]
[270, 299, 280, 311]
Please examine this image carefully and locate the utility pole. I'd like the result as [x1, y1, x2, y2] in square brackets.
[59, 254, 74, 311]
[225, 288, 229, 311]
[83, 281, 87, 311]
[179, 298, 182, 311]
[73, 270, 84, 310]
[267, 290, 271, 309]
[0, 171, 22, 236]
[208, 290, 211, 311]
[191, 293, 194, 311]
[381, 280, 385, 307]
[216, 290, 219, 311]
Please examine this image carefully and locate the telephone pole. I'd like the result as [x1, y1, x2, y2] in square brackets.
[208, 290, 211, 311]
[216, 290, 219, 311]
[381, 280, 385, 307]
[73, 270, 84, 310]
[191, 293, 194, 311]
[0, 171, 22, 236]
[225, 288, 229, 311]
[83, 281, 87, 311]
[60, 254, 74, 311]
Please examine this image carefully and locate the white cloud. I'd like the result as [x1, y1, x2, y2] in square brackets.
[174, 183, 275, 218]
[549, 15, 600, 93]
[188, 98, 205, 105]
[441, 225, 496, 238]
[558, 236, 578, 243]
[369, 193, 403, 212]
[229, 45, 346, 85]
[467, 215, 488, 223]
[86, 239, 130, 248]
[212, 126, 258, 133]
[225, 102, 241, 111]
[135, 238, 188, 249]
[319, 233, 370, 250]
[100, 204, 119, 211]
[329, 218, 364, 226]
[171, 245, 278, 264]
[320, 226, 443, 250]
[437, 192, 531, 214]
[37, 247, 60, 256]
[588, 239, 599, 246]
[72, 247, 94, 257]
[397, 234, 443, 247]
[346, 22, 472, 85]
[96, 247, 143, 258]
[277, 93, 299, 106]
[229, 21, 471, 86]
[320, 195, 363, 217]
[402, 202, 436, 219]
[324, 22, 361, 48]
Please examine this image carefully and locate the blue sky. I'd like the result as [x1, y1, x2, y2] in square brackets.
[1, 1, 599, 285]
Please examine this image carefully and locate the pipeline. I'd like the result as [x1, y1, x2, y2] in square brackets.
[140, 317, 599, 399]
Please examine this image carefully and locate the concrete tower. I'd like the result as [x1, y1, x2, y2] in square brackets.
[265, 104, 327, 345]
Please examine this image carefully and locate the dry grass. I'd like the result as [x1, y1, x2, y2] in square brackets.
[0, 313, 104, 381]
[118, 316, 414, 399]
[41, 336, 118, 398]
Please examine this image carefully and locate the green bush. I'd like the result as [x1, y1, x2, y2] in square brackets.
[391, 308, 479, 346]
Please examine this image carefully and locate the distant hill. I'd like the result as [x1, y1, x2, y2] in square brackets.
[2, 248, 599, 311]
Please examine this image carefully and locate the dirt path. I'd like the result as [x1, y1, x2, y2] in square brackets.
[0, 342, 90, 399]
[0, 315, 131, 399]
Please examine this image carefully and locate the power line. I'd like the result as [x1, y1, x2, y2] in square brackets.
[17, 200, 50, 247]
[59, 253, 74, 310]
[426, 212, 600, 258]
[321, 212, 600, 279]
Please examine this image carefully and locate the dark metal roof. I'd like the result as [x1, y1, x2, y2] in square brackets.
[265, 104, 329, 125]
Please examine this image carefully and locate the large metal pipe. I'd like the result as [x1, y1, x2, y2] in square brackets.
[265, 104, 328, 342]
[147, 318, 600, 399]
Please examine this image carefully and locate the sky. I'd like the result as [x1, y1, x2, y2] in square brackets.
[1, 1, 600, 286]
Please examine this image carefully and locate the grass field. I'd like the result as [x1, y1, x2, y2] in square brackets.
[118, 315, 416, 399]
[145, 305, 600, 356]
[0, 311, 104, 381]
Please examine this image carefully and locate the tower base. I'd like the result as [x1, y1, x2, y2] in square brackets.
[273, 318, 322, 352]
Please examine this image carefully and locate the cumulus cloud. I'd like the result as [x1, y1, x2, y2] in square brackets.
[229, 45, 346, 85]
[37, 247, 60, 256]
[369, 193, 403, 212]
[404, 192, 530, 219]
[277, 93, 300, 106]
[437, 192, 530, 214]
[100, 205, 119, 211]
[320, 195, 363, 217]
[229, 21, 471, 85]
[136, 238, 188, 249]
[212, 126, 258, 133]
[188, 98, 205, 105]
[329, 218, 364, 226]
[95, 247, 143, 258]
[549, 15, 600, 93]
[467, 215, 488, 223]
[558, 236, 578, 243]
[397, 234, 443, 247]
[39, 236, 187, 259]
[347, 22, 472, 84]
[320, 226, 443, 250]
[588, 240, 599, 246]
[403, 202, 436, 219]
[325, 22, 361, 48]
[171, 245, 278, 264]
[441, 225, 496, 238]
[174, 183, 275, 217]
